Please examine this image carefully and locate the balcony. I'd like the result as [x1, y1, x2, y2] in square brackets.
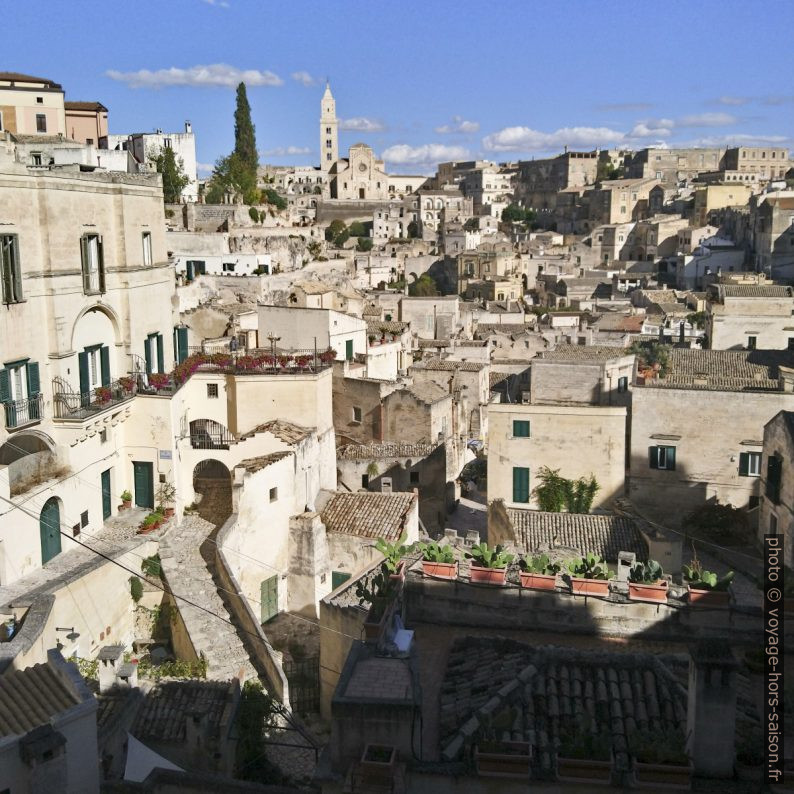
[3, 395, 43, 431]
[53, 378, 136, 421]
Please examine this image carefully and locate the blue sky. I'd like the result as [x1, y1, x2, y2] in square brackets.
[6, 0, 794, 174]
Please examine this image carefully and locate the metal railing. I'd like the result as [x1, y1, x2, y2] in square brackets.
[3, 394, 43, 429]
[53, 378, 136, 420]
[189, 419, 236, 450]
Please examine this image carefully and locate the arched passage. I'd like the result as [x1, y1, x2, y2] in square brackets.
[192, 459, 232, 529]
[40, 497, 62, 564]
[0, 431, 53, 465]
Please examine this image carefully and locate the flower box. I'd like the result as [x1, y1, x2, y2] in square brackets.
[360, 744, 396, 783]
[470, 565, 507, 585]
[688, 586, 730, 607]
[634, 760, 693, 790]
[475, 741, 531, 778]
[629, 580, 669, 603]
[557, 755, 612, 785]
[520, 571, 557, 591]
[569, 577, 610, 597]
[362, 601, 391, 642]
[421, 560, 457, 580]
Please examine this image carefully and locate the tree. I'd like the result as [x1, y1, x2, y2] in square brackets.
[464, 217, 479, 232]
[408, 273, 439, 297]
[406, 220, 419, 239]
[501, 203, 526, 224]
[356, 237, 373, 252]
[325, 219, 346, 242]
[349, 220, 367, 237]
[533, 467, 600, 514]
[261, 188, 287, 211]
[152, 146, 190, 204]
[307, 240, 323, 259]
[597, 160, 621, 182]
[234, 82, 258, 174]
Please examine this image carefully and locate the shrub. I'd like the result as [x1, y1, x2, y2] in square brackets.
[141, 554, 162, 578]
[129, 576, 144, 603]
[248, 206, 260, 223]
[684, 503, 749, 546]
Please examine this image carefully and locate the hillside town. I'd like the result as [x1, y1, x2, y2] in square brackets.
[0, 51, 791, 794]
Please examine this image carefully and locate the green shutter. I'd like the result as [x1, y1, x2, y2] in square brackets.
[156, 334, 164, 373]
[144, 338, 152, 375]
[78, 351, 89, 394]
[11, 237, 22, 302]
[177, 327, 188, 364]
[26, 362, 40, 396]
[512, 467, 529, 503]
[513, 420, 530, 438]
[100, 346, 110, 387]
[80, 236, 90, 293]
[738, 452, 749, 476]
[649, 446, 659, 469]
[667, 446, 676, 471]
[0, 368, 9, 403]
[97, 236, 105, 293]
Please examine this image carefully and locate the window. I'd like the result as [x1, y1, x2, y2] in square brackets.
[142, 232, 152, 266]
[269, 487, 278, 502]
[512, 467, 530, 503]
[31, 152, 42, 166]
[361, 474, 369, 488]
[766, 454, 782, 504]
[512, 420, 530, 438]
[36, 114, 46, 132]
[739, 451, 761, 477]
[327, 153, 332, 161]
[352, 406, 362, 423]
[326, 127, 331, 134]
[81, 510, 89, 528]
[747, 335, 756, 350]
[1, 235, 22, 304]
[326, 140, 332, 148]
[222, 262, 236, 272]
[86, 138, 93, 146]
[36, 96, 43, 104]
[410, 471, 420, 485]
[80, 234, 105, 294]
[207, 383, 218, 399]
[788, 338, 794, 351]
[163, 138, 172, 149]
[617, 376, 628, 393]
[649, 445, 676, 471]
[144, 333, 164, 375]
[332, 571, 351, 590]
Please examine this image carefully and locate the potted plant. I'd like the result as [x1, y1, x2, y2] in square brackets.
[148, 372, 170, 390]
[368, 334, 377, 346]
[374, 531, 412, 582]
[475, 739, 532, 779]
[295, 354, 311, 369]
[465, 542, 514, 585]
[355, 562, 398, 641]
[277, 354, 293, 369]
[138, 513, 158, 534]
[735, 729, 764, 782]
[360, 744, 396, 783]
[519, 553, 560, 590]
[319, 348, 336, 365]
[417, 541, 457, 579]
[120, 490, 132, 510]
[155, 481, 177, 518]
[557, 720, 613, 785]
[564, 553, 615, 597]
[627, 559, 668, 603]
[94, 386, 112, 404]
[629, 727, 692, 789]
[119, 376, 135, 393]
[682, 559, 734, 607]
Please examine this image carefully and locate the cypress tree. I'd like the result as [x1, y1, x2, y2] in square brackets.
[234, 82, 258, 173]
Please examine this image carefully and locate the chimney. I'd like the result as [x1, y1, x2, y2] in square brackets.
[679, 321, 685, 344]
[97, 645, 125, 693]
[686, 638, 738, 778]
[185, 120, 192, 134]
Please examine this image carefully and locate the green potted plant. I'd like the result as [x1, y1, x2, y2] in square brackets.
[374, 531, 412, 581]
[360, 744, 396, 784]
[417, 541, 457, 579]
[629, 727, 691, 789]
[120, 490, 132, 510]
[518, 553, 561, 591]
[627, 559, 668, 603]
[355, 562, 398, 641]
[681, 559, 734, 607]
[557, 718, 613, 785]
[564, 553, 615, 597]
[155, 481, 177, 519]
[465, 542, 515, 585]
[735, 728, 764, 782]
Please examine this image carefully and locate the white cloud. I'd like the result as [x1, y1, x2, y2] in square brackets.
[261, 145, 312, 157]
[291, 71, 317, 87]
[676, 112, 737, 127]
[482, 125, 626, 152]
[686, 133, 792, 147]
[629, 118, 674, 138]
[435, 115, 480, 134]
[339, 117, 386, 133]
[106, 63, 283, 89]
[196, 162, 215, 174]
[202, 0, 230, 7]
[714, 95, 749, 106]
[381, 143, 470, 169]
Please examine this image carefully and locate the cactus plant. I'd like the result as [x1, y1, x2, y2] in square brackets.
[465, 542, 514, 570]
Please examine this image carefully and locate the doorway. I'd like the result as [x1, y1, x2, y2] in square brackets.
[40, 497, 62, 564]
[101, 468, 112, 520]
[133, 461, 154, 509]
[260, 575, 278, 623]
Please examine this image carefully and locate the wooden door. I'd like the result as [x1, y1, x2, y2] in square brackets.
[40, 498, 62, 564]
[133, 461, 154, 509]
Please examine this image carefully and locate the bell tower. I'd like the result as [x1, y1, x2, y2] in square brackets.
[320, 81, 338, 172]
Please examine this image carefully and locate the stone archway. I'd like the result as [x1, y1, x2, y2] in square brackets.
[192, 459, 232, 529]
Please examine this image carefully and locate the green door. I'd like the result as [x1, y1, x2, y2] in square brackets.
[332, 571, 351, 590]
[260, 575, 278, 624]
[512, 467, 530, 503]
[101, 468, 112, 520]
[40, 498, 62, 564]
[345, 339, 353, 361]
[133, 461, 154, 509]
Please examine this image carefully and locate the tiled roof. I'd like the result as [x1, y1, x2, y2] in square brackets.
[0, 663, 78, 736]
[407, 380, 450, 405]
[475, 323, 535, 337]
[439, 638, 687, 774]
[320, 491, 416, 541]
[362, 302, 381, 318]
[645, 348, 793, 392]
[595, 314, 645, 333]
[0, 72, 62, 88]
[64, 101, 108, 111]
[337, 442, 438, 460]
[132, 680, 233, 743]
[539, 344, 632, 362]
[238, 451, 291, 473]
[366, 320, 408, 335]
[295, 281, 335, 294]
[721, 285, 793, 298]
[489, 371, 511, 389]
[418, 339, 450, 348]
[412, 358, 486, 372]
[241, 419, 311, 444]
[505, 508, 648, 561]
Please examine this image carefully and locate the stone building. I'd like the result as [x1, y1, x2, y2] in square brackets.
[64, 101, 108, 147]
[626, 147, 725, 185]
[514, 150, 599, 211]
[588, 177, 660, 227]
[759, 411, 794, 563]
[0, 72, 66, 137]
[723, 145, 790, 181]
[749, 193, 794, 276]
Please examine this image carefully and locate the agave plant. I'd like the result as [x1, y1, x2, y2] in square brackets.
[628, 559, 664, 584]
[374, 531, 413, 574]
[519, 553, 561, 575]
[417, 541, 455, 564]
[465, 542, 515, 570]
[566, 553, 615, 581]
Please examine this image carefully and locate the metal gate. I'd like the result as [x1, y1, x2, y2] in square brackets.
[283, 656, 320, 715]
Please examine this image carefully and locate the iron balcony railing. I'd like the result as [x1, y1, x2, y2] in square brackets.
[53, 378, 136, 420]
[189, 419, 236, 450]
[3, 394, 43, 430]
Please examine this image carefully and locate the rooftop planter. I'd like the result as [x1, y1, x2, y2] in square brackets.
[564, 553, 614, 597]
[465, 543, 514, 586]
[360, 744, 396, 784]
[557, 724, 613, 786]
[475, 740, 531, 779]
[682, 561, 733, 608]
[630, 728, 692, 790]
[417, 541, 457, 580]
[519, 553, 560, 591]
[628, 559, 668, 604]
[355, 562, 398, 643]
[374, 531, 412, 583]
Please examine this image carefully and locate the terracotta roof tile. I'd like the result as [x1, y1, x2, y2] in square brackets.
[540, 344, 632, 362]
[321, 491, 416, 541]
[0, 663, 78, 736]
[337, 442, 438, 460]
